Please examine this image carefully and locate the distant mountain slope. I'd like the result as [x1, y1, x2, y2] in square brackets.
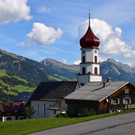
[0, 49, 71, 84]
[100, 58, 135, 84]
[41, 58, 79, 80]
[0, 70, 35, 102]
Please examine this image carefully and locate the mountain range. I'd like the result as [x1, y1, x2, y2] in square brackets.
[0, 49, 135, 86]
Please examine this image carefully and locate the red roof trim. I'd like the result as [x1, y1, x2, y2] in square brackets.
[0, 102, 26, 113]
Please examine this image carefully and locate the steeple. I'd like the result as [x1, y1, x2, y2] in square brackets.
[78, 11, 102, 84]
[80, 11, 100, 49]
[89, 8, 90, 27]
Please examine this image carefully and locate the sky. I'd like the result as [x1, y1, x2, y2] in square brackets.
[0, 0, 135, 66]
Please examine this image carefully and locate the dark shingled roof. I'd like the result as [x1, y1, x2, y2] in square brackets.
[30, 81, 80, 101]
[11, 92, 33, 102]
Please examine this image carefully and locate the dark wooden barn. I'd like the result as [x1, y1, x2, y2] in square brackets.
[65, 80, 135, 115]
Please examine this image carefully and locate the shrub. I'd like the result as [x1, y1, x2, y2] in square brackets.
[83, 108, 96, 116]
[55, 113, 68, 118]
[23, 106, 36, 119]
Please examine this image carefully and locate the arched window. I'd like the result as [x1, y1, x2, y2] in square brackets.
[82, 56, 85, 63]
[82, 67, 85, 74]
[94, 67, 98, 74]
[95, 56, 97, 63]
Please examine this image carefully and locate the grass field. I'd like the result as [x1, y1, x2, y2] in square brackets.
[0, 110, 135, 135]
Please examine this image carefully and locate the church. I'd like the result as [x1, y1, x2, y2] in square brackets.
[29, 13, 135, 118]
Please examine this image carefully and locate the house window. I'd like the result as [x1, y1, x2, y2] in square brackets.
[82, 56, 85, 63]
[125, 88, 129, 94]
[111, 98, 120, 105]
[6, 117, 12, 121]
[95, 56, 97, 63]
[94, 67, 98, 74]
[43, 104, 46, 117]
[123, 98, 131, 104]
[82, 67, 85, 74]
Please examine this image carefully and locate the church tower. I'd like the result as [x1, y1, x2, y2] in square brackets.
[78, 12, 102, 84]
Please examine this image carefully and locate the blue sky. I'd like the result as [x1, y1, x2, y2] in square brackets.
[0, 0, 135, 66]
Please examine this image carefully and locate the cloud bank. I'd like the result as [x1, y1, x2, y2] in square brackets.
[18, 22, 63, 46]
[77, 19, 135, 60]
[0, 0, 31, 24]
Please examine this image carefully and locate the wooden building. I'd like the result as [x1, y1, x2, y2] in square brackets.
[65, 79, 135, 115]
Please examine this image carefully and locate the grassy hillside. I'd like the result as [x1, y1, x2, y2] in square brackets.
[0, 70, 35, 102]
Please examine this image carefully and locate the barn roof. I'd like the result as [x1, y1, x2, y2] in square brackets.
[30, 81, 80, 101]
[65, 81, 130, 102]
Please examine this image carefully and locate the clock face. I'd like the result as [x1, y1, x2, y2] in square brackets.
[82, 50, 85, 54]
[95, 50, 97, 53]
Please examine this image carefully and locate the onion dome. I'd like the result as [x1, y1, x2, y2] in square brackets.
[80, 13, 100, 49]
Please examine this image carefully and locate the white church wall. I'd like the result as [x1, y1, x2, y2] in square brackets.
[90, 75, 102, 82]
[31, 100, 58, 118]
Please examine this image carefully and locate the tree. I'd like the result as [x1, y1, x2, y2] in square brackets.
[23, 106, 36, 119]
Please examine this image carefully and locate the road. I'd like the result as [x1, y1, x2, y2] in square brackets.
[30, 112, 135, 135]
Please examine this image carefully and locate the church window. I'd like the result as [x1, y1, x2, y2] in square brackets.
[82, 67, 85, 74]
[82, 56, 85, 63]
[94, 67, 97, 74]
[95, 56, 97, 63]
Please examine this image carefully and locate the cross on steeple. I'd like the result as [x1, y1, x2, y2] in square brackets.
[89, 8, 90, 26]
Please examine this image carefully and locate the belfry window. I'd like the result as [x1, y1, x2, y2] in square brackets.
[95, 56, 97, 63]
[94, 67, 97, 74]
[82, 67, 85, 74]
[82, 56, 85, 63]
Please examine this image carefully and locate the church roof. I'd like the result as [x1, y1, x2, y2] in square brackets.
[30, 81, 80, 101]
[80, 13, 100, 49]
[65, 81, 130, 102]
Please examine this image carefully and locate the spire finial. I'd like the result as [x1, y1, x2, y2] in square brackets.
[89, 8, 90, 26]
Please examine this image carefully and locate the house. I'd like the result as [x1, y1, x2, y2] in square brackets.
[30, 81, 80, 118]
[65, 79, 135, 115]
[0, 101, 26, 122]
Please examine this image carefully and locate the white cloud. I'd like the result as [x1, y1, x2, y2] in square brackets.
[37, 7, 50, 13]
[19, 22, 63, 46]
[73, 60, 81, 65]
[62, 59, 67, 64]
[77, 19, 135, 60]
[0, 0, 31, 24]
